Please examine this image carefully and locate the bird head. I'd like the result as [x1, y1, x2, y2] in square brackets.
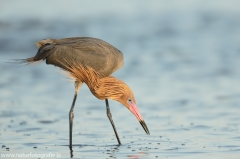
[98, 76, 150, 135]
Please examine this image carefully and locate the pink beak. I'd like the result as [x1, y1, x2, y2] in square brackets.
[129, 102, 150, 135]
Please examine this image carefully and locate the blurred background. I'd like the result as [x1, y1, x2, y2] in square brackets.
[1, 0, 240, 158]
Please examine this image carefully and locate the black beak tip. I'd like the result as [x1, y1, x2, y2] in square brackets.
[140, 120, 150, 135]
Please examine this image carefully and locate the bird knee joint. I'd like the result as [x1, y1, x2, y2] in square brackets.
[107, 111, 112, 118]
[69, 112, 74, 119]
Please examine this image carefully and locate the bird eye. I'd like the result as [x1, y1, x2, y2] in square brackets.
[128, 98, 132, 102]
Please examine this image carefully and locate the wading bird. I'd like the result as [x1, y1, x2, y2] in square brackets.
[18, 37, 149, 148]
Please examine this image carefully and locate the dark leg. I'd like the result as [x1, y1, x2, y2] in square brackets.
[105, 99, 121, 145]
[69, 81, 82, 150]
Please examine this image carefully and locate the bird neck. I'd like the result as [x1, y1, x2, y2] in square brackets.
[60, 62, 126, 101]
[61, 63, 102, 91]
[76, 69, 102, 94]
[90, 76, 127, 101]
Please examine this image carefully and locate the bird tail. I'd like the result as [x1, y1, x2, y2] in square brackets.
[9, 39, 55, 65]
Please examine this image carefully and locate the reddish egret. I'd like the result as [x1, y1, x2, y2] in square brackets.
[19, 37, 149, 148]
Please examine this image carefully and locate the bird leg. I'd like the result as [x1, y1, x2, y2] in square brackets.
[69, 81, 82, 150]
[105, 99, 121, 145]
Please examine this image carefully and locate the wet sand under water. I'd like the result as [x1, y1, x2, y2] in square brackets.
[1, 1, 240, 158]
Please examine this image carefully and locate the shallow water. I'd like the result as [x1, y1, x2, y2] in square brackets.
[1, 1, 240, 158]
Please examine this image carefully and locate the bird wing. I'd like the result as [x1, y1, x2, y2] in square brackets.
[40, 37, 123, 77]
